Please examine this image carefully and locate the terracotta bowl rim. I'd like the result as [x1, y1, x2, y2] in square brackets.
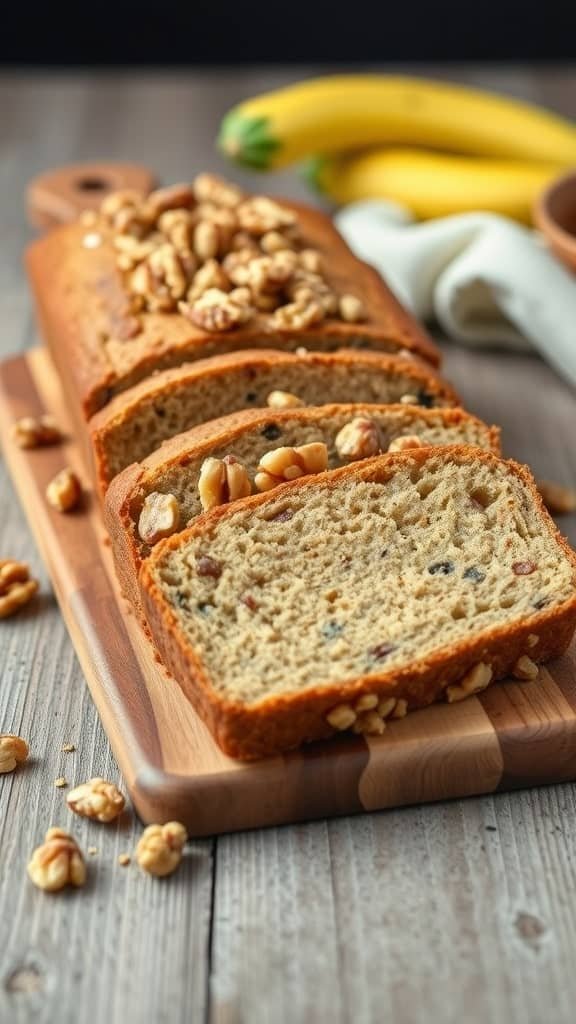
[534, 168, 576, 254]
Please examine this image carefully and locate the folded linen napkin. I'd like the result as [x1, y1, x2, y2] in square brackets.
[335, 200, 576, 389]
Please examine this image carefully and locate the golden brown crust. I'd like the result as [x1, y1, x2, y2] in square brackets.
[139, 446, 576, 760]
[105, 407, 500, 613]
[26, 198, 440, 421]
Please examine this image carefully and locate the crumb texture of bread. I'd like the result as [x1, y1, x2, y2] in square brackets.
[140, 448, 576, 758]
[90, 350, 458, 489]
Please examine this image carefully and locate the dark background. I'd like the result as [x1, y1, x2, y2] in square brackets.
[2, 0, 576, 64]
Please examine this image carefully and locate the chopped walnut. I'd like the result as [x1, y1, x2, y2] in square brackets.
[537, 479, 576, 515]
[255, 442, 328, 492]
[180, 287, 253, 333]
[445, 662, 493, 703]
[143, 183, 195, 219]
[0, 578, 38, 619]
[67, 778, 126, 823]
[46, 468, 81, 512]
[299, 249, 322, 273]
[246, 252, 298, 293]
[513, 655, 539, 681]
[326, 703, 357, 730]
[187, 259, 230, 301]
[269, 298, 324, 331]
[138, 492, 180, 546]
[237, 196, 296, 235]
[27, 827, 86, 892]
[387, 435, 424, 453]
[335, 417, 381, 462]
[193, 220, 220, 262]
[261, 230, 294, 254]
[266, 390, 305, 410]
[136, 821, 188, 877]
[353, 710, 386, 736]
[193, 173, 243, 208]
[11, 414, 61, 449]
[148, 243, 188, 301]
[354, 693, 378, 712]
[0, 734, 29, 774]
[0, 560, 30, 589]
[198, 455, 252, 511]
[339, 294, 366, 323]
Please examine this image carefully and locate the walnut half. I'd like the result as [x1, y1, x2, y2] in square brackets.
[27, 827, 86, 892]
[66, 778, 126, 823]
[136, 821, 188, 877]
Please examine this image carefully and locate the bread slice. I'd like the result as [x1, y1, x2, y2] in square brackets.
[26, 195, 439, 424]
[139, 447, 576, 760]
[105, 404, 500, 612]
[90, 348, 459, 493]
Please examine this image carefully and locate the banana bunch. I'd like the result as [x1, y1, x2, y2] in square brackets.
[218, 75, 576, 221]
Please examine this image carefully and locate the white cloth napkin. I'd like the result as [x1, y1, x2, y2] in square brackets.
[335, 200, 576, 388]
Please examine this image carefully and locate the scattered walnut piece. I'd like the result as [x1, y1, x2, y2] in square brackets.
[266, 390, 304, 410]
[136, 821, 188, 877]
[27, 827, 86, 892]
[339, 294, 366, 323]
[335, 417, 381, 462]
[387, 434, 424, 453]
[46, 468, 81, 512]
[326, 703, 357, 730]
[255, 442, 328, 492]
[0, 734, 29, 774]
[0, 563, 39, 619]
[11, 413, 61, 449]
[354, 693, 378, 713]
[537, 479, 576, 515]
[88, 846, 99, 857]
[513, 655, 539, 681]
[54, 777, 68, 788]
[445, 662, 493, 703]
[138, 492, 180, 546]
[198, 455, 252, 511]
[61, 743, 76, 753]
[67, 778, 126, 823]
[353, 710, 386, 736]
[118, 853, 131, 867]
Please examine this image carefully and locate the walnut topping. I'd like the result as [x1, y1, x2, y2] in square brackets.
[100, 173, 369, 332]
[445, 662, 493, 703]
[11, 414, 61, 449]
[0, 734, 29, 774]
[180, 287, 254, 333]
[536, 479, 576, 515]
[67, 778, 126, 823]
[46, 468, 81, 512]
[387, 435, 424, 453]
[136, 821, 188, 877]
[513, 655, 539, 681]
[198, 455, 252, 511]
[266, 390, 305, 410]
[335, 417, 381, 462]
[339, 294, 366, 322]
[255, 442, 328, 492]
[138, 492, 180, 546]
[27, 827, 86, 892]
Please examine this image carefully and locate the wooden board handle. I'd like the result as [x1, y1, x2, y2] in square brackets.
[26, 162, 158, 231]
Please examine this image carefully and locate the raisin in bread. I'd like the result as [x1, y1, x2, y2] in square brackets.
[105, 404, 500, 612]
[26, 176, 439, 427]
[90, 348, 459, 493]
[139, 447, 576, 760]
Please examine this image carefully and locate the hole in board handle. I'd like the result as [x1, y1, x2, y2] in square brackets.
[75, 177, 110, 194]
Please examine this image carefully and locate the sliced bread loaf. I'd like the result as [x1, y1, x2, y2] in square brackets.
[139, 447, 576, 759]
[90, 348, 459, 493]
[105, 405, 500, 611]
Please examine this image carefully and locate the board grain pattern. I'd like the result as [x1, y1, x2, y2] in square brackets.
[1, 345, 575, 836]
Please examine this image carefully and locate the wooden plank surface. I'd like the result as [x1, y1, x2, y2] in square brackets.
[1, 67, 576, 1024]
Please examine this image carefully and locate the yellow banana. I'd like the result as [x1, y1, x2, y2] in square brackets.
[218, 75, 576, 171]
[306, 149, 566, 222]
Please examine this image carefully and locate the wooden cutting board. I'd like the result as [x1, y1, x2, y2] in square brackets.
[2, 347, 576, 836]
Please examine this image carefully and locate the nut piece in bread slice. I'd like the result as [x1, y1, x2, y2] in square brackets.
[105, 404, 500, 614]
[139, 446, 576, 760]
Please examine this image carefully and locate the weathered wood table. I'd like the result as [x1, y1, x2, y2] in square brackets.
[1, 67, 576, 1024]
